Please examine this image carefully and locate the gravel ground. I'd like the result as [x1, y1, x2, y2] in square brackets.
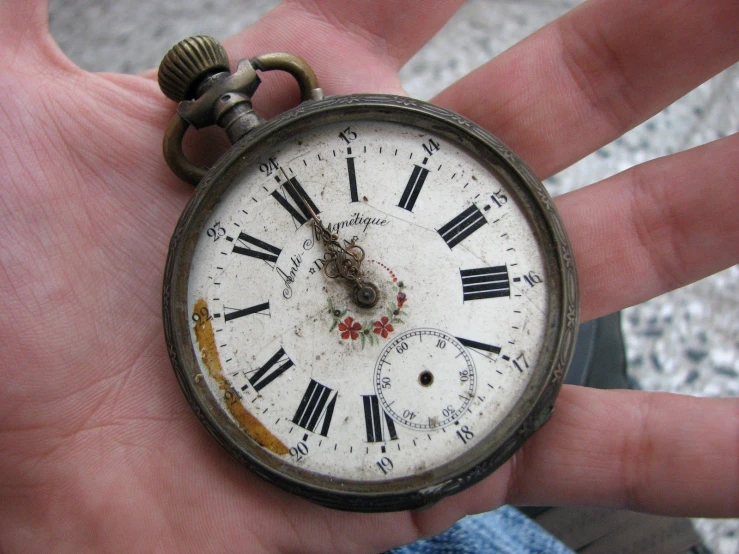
[49, 1, 739, 551]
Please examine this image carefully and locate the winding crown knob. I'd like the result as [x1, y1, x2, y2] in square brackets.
[158, 36, 230, 102]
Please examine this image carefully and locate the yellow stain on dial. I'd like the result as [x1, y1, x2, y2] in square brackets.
[193, 298, 289, 456]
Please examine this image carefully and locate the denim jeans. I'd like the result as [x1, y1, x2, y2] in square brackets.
[386, 506, 574, 554]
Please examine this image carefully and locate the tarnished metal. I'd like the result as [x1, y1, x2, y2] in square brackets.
[176, 59, 262, 130]
[162, 115, 207, 185]
[251, 52, 324, 101]
[159, 38, 324, 186]
[158, 36, 230, 102]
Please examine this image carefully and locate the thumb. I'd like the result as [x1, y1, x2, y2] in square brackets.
[0, 0, 76, 71]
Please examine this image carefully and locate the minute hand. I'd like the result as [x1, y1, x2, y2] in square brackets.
[280, 168, 379, 308]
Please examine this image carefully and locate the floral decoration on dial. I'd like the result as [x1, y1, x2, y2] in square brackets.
[328, 280, 408, 348]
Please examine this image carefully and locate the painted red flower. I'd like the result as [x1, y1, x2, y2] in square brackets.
[338, 317, 362, 340]
[373, 316, 395, 338]
[397, 291, 407, 309]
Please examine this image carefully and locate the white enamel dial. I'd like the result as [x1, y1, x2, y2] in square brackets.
[184, 118, 552, 483]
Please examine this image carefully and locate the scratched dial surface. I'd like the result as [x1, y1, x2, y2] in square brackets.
[185, 119, 552, 483]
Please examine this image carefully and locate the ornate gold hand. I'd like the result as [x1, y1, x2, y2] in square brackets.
[280, 168, 379, 308]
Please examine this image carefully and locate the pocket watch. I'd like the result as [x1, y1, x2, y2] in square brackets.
[158, 36, 578, 512]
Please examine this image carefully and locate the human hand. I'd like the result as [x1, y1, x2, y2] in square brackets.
[1, 0, 737, 552]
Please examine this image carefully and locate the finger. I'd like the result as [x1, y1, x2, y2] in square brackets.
[147, 0, 464, 116]
[231, 0, 464, 90]
[506, 386, 739, 516]
[0, 0, 74, 70]
[0, 0, 47, 46]
[433, 0, 739, 178]
[556, 132, 739, 322]
[412, 386, 738, 537]
[231, 0, 464, 111]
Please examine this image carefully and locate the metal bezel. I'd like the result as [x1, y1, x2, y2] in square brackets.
[162, 94, 578, 512]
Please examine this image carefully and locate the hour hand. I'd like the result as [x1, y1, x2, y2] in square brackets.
[279, 167, 378, 308]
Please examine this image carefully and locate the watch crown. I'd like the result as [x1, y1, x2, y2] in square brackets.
[158, 36, 230, 102]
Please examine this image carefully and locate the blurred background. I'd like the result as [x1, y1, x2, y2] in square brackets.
[48, 0, 738, 551]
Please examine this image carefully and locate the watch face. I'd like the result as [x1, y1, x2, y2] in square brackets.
[164, 96, 577, 511]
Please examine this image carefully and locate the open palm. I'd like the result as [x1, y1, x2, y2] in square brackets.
[1, 0, 737, 551]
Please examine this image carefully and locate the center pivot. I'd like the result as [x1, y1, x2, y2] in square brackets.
[353, 282, 380, 308]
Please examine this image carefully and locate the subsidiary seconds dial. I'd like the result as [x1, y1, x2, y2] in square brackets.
[375, 329, 476, 430]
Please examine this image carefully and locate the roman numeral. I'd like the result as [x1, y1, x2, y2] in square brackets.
[437, 204, 487, 248]
[460, 265, 510, 301]
[232, 232, 281, 264]
[397, 165, 429, 212]
[347, 155, 359, 202]
[456, 337, 502, 358]
[271, 177, 320, 226]
[292, 379, 337, 436]
[224, 302, 270, 322]
[362, 395, 398, 443]
[243, 347, 294, 392]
